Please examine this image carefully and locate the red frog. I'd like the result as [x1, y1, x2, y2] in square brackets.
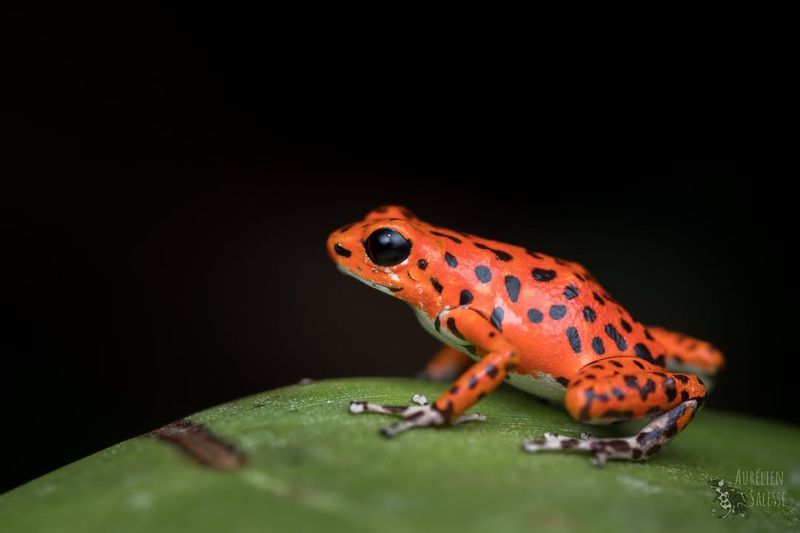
[327, 206, 724, 465]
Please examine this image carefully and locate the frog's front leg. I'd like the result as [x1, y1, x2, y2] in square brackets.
[523, 356, 707, 465]
[349, 307, 519, 436]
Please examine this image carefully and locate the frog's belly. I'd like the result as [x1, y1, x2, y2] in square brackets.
[504, 371, 566, 403]
[413, 308, 566, 404]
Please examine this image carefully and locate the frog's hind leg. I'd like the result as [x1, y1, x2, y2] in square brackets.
[523, 400, 703, 466]
[522, 356, 706, 465]
[647, 326, 724, 378]
[418, 345, 473, 382]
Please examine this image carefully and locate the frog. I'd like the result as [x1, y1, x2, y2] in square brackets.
[327, 205, 724, 465]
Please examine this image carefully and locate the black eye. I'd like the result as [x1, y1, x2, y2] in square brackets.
[365, 228, 411, 266]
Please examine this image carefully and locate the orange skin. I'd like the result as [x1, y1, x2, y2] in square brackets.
[329, 205, 723, 463]
[421, 346, 472, 382]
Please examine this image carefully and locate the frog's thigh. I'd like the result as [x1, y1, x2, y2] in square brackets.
[524, 356, 707, 465]
[564, 356, 706, 424]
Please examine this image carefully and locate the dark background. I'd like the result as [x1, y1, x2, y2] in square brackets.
[2, 7, 791, 492]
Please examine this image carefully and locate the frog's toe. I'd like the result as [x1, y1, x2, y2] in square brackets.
[348, 394, 484, 437]
[348, 400, 409, 415]
[521, 432, 642, 467]
[411, 394, 429, 406]
[348, 393, 429, 415]
[522, 433, 585, 453]
[452, 412, 486, 425]
[379, 406, 484, 436]
[522, 434, 612, 467]
[590, 452, 609, 467]
[379, 405, 447, 437]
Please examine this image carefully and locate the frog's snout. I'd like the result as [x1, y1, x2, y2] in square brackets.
[327, 227, 358, 266]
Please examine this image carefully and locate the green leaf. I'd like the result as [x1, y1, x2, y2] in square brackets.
[1, 378, 799, 532]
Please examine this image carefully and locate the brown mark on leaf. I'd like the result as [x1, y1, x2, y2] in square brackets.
[147, 419, 245, 471]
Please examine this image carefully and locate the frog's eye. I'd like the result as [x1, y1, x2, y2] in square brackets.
[365, 228, 411, 266]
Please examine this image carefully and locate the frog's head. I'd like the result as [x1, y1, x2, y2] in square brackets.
[327, 205, 430, 299]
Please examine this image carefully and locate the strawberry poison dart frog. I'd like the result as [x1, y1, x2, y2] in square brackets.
[327, 206, 724, 465]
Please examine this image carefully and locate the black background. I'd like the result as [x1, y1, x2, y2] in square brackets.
[2, 7, 792, 492]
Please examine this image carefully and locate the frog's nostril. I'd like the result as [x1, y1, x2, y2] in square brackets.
[334, 243, 352, 258]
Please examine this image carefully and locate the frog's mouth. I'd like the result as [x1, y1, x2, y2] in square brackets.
[336, 265, 403, 295]
[376, 284, 403, 292]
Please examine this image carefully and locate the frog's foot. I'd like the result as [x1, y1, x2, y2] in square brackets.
[522, 398, 703, 466]
[524, 355, 708, 465]
[349, 394, 486, 437]
[522, 432, 638, 467]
